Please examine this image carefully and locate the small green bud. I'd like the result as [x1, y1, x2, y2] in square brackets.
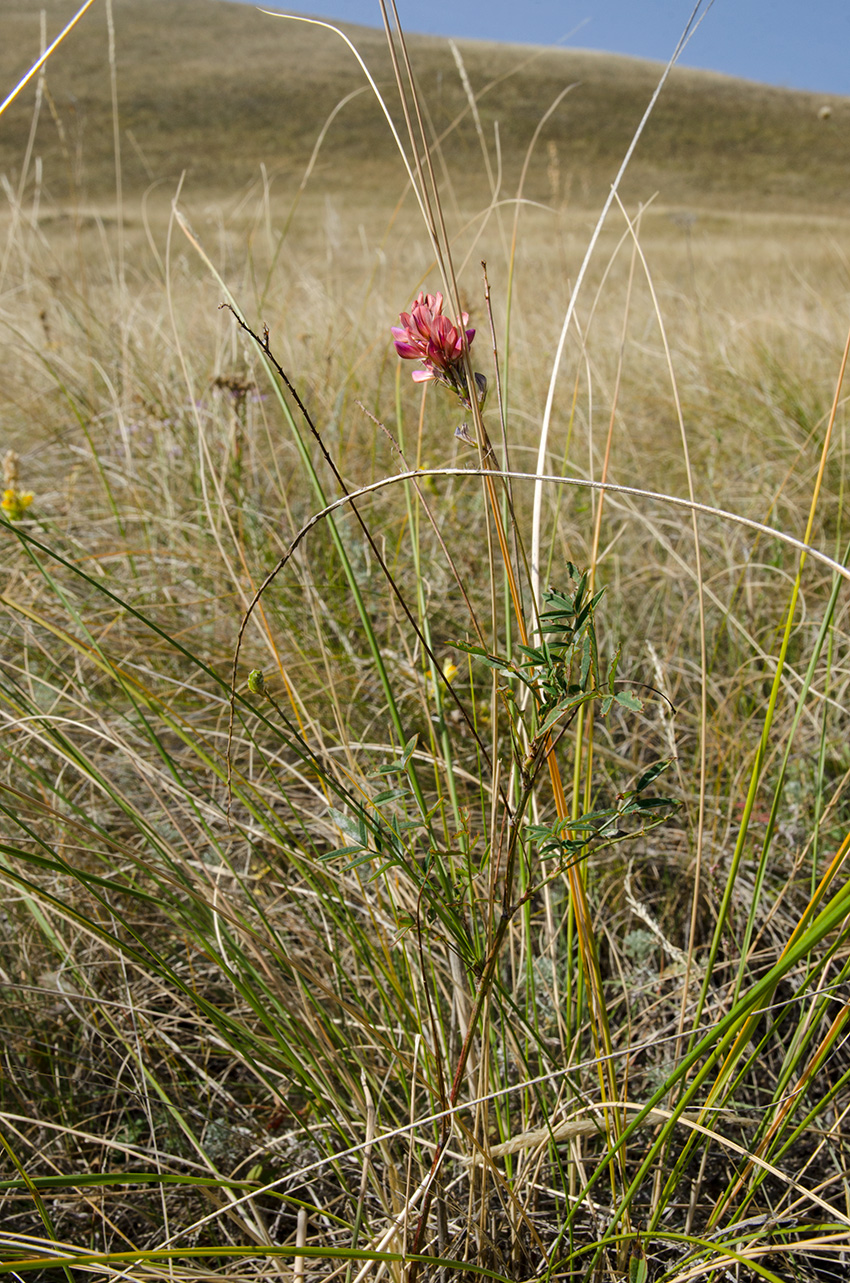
[247, 669, 266, 695]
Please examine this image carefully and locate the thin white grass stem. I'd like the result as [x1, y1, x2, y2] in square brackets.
[378, 0, 451, 294]
[165, 190, 253, 616]
[0, 1110, 212, 1173]
[530, 0, 713, 606]
[259, 465, 850, 592]
[294, 1207, 308, 1283]
[148, 980, 848, 1246]
[599, 497, 841, 714]
[259, 84, 368, 308]
[113, 935, 173, 1261]
[349, 1175, 432, 1283]
[689, 314, 850, 1051]
[380, 0, 486, 441]
[0, 13, 46, 292]
[448, 40, 496, 201]
[0, 0, 97, 119]
[105, 0, 124, 302]
[587, 213, 640, 578]
[257, 12, 430, 232]
[612, 193, 709, 1048]
[503, 82, 577, 407]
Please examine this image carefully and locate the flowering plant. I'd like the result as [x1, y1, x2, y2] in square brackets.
[1, 488, 33, 521]
[1, 451, 33, 521]
[392, 291, 485, 407]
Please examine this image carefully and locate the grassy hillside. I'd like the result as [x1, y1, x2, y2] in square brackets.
[1, 0, 849, 208]
[4, 3, 850, 1279]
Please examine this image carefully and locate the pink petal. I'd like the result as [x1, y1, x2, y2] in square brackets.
[431, 315, 456, 348]
[394, 341, 421, 360]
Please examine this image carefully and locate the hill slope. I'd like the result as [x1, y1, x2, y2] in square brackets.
[1, 0, 848, 209]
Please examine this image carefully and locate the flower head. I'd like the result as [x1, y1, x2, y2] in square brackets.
[247, 669, 266, 696]
[2, 452, 33, 520]
[392, 292, 481, 404]
[1, 487, 33, 521]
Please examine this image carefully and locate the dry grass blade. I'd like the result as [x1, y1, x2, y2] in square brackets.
[3, 1, 850, 1279]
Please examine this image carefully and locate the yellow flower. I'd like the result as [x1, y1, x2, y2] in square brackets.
[442, 659, 459, 684]
[1, 487, 33, 521]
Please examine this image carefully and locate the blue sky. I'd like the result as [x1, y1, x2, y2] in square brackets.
[240, 1, 850, 97]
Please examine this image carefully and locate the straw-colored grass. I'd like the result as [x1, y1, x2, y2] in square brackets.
[2, 4, 850, 1281]
[1, 0, 849, 206]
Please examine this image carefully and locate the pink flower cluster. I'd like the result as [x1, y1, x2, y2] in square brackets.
[392, 292, 477, 402]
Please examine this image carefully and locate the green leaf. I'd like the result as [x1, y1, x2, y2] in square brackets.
[455, 642, 510, 671]
[537, 690, 594, 736]
[580, 635, 591, 688]
[327, 807, 367, 844]
[636, 759, 673, 792]
[369, 735, 418, 778]
[517, 644, 547, 665]
[608, 646, 622, 694]
[454, 641, 488, 656]
[319, 844, 367, 862]
[629, 1235, 648, 1283]
[341, 851, 380, 872]
[615, 689, 644, 712]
